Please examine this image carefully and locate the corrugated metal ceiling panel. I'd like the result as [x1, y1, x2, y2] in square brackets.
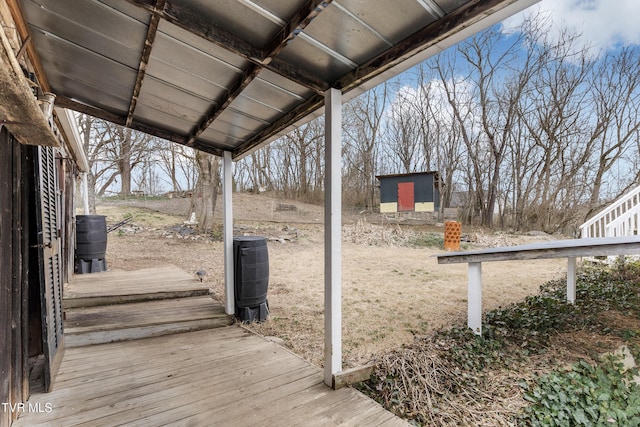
[167, 0, 287, 50]
[100, 0, 150, 22]
[13, 0, 538, 157]
[240, 76, 309, 117]
[301, 4, 387, 66]
[436, 0, 470, 14]
[28, 30, 136, 112]
[276, 35, 354, 83]
[146, 30, 240, 99]
[136, 76, 211, 123]
[207, 109, 265, 141]
[24, 0, 147, 69]
[198, 126, 243, 149]
[336, 0, 439, 45]
[133, 100, 196, 135]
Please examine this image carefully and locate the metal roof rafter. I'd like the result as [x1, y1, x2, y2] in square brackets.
[122, 0, 328, 94]
[6, 0, 50, 91]
[234, 93, 325, 158]
[126, 0, 164, 127]
[185, 63, 261, 147]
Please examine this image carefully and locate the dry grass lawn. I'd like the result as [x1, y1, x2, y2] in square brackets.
[98, 193, 567, 368]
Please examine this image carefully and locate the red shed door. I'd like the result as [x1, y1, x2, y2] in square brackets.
[397, 182, 414, 211]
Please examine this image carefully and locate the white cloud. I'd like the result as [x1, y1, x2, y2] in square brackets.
[387, 79, 480, 131]
[502, 0, 640, 54]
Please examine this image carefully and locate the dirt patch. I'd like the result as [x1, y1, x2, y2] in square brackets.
[99, 194, 567, 368]
[100, 192, 325, 224]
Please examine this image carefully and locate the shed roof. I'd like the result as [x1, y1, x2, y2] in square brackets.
[376, 171, 440, 180]
[11, 0, 537, 158]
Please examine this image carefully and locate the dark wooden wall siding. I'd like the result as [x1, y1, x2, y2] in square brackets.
[0, 126, 12, 427]
[0, 127, 30, 427]
[379, 173, 436, 205]
[13, 136, 30, 426]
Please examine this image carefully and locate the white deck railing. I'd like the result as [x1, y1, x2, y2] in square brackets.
[580, 185, 640, 238]
[605, 208, 640, 237]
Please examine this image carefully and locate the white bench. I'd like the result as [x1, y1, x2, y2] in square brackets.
[436, 236, 640, 335]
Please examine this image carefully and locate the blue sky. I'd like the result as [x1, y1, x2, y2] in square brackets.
[503, 0, 640, 54]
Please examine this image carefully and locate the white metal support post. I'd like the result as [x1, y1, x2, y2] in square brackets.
[82, 172, 90, 214]
[567, 257, 576, 304]
[223, 151, 235, 315]
[468, 262, 483, 335]
[324, 87, 342, 387]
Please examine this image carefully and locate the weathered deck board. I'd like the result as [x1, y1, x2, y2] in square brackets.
[65, 296, 226, 329]
[70, 265, 191, 282]
[64, 265, 210, 308]
[436, 236, 640, 264]
[14, 327, 407, 427]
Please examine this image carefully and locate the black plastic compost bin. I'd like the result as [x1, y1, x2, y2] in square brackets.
[75, 215, 108, 274]
[233, 236, 269, 322]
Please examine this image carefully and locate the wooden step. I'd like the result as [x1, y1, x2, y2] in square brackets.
[64, 265, 211, 308]
[63, 284, 211, 309]
[64, 296, 233, 347]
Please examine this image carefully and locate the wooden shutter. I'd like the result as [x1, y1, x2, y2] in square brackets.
[34, 145, 65, 392]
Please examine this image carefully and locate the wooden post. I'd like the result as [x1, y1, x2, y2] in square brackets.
[567, 257, 576, 304]
[468, 262, 482, 335]
[223, 151, 234, 315]
[324, 87, 342, 387]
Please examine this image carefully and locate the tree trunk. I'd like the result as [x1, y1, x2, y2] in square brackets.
[87, 173, 97, 214]
[118, 129, 132, 197]
[190, 151, 221, 232]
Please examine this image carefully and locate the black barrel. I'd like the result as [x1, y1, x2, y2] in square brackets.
[233, 236, 269, 322]
[76, 215, 107, 260]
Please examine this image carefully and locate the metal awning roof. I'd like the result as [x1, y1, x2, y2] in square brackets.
[13, 0, 537, 158]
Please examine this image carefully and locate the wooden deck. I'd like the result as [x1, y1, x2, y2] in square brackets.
[14, 327, 407, 426]
[14, 265, 406, 426]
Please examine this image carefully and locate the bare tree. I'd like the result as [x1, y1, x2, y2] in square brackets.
[279, 120, 324, 200]
[78, 114, 152, 198]
[432, 52, 486, 224]
[133, 157, 161, 195]
[77, 114, 102, 212]
[585, 47, 640, 213]
[385, 87, 421, 173]
[250, 148, 273, 192]
[154, 139, 197, 194]
[514, 23, 596, 231]
[405, 64, 466, 214]
[343, 84, 389, 209]
[456, 26, 538, 227]
[108, 126, 152, 196]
